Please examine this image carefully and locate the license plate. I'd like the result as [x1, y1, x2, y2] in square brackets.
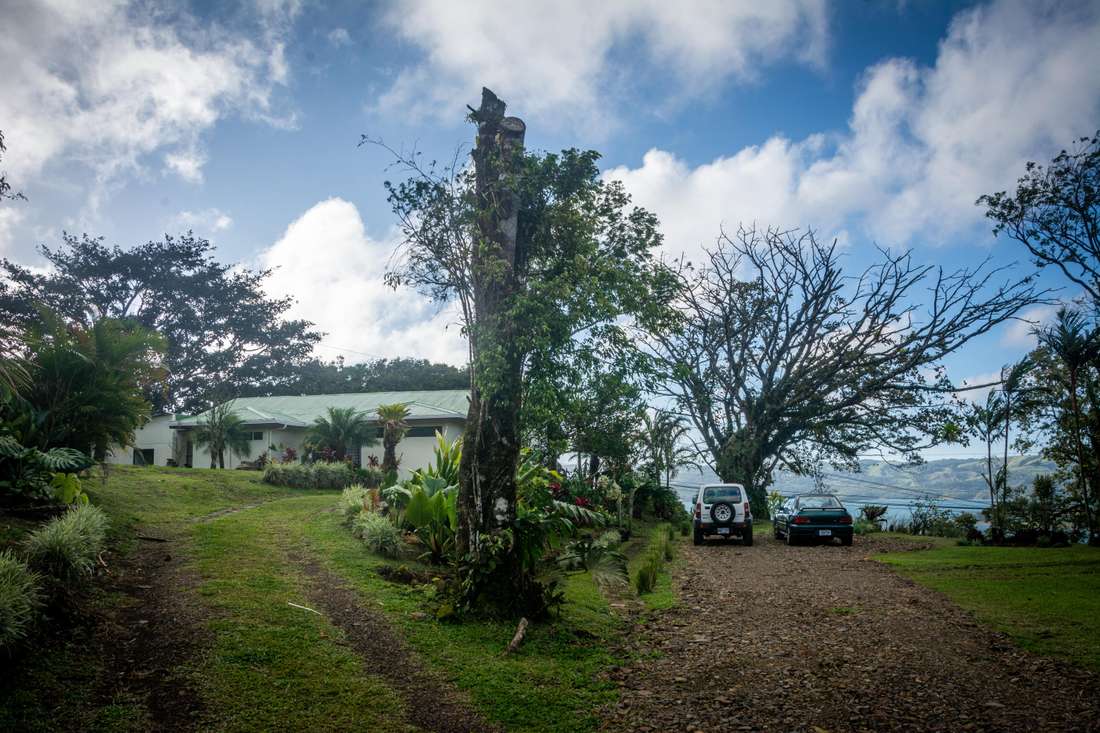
[717, 527, 731, 535]
[817, 529, 832, 536]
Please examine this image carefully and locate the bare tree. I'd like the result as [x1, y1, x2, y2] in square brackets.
[637, 224, 1044, 515]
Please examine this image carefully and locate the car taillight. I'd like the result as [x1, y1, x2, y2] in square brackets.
[793, 515, 810, 524]
[694, 502, 701, 518]
[743, 502, 750, 517]
[838, 514, 852, 524]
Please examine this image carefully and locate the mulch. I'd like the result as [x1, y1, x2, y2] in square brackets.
[600, 532, 1100, 733]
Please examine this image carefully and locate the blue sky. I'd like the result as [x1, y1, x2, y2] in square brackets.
[2, 0, 1099, 439]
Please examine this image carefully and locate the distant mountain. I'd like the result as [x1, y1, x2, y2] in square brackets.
[671, 455, 1057, 510]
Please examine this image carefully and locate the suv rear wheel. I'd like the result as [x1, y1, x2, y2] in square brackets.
[693, 527, 703, 546]
[743, 524, 753, 546]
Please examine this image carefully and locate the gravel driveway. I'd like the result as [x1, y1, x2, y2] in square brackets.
[601, 531, 1100, 732]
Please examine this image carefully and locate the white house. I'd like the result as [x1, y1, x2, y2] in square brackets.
[106, 390, 468, 479]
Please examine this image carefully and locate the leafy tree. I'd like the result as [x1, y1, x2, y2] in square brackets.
[637, 224, 1042, 517]
[22, 316, 166, 461]
[0, 233, 320, 413]
[1035, 307, 1100, 542]
[248, 356, 469, 396]
[375, 88, 664, 613]
[979, 131, 1100, 304]
[306, 406, 376, 462]
[964, 390, 1008, 539]
[192, 402, 252, 469]
[376, 403, 410, 475]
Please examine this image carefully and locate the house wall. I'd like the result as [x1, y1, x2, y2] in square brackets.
[364, 420, 463, 479]
[104, 415, 177, 467]
[181, 419, 462, 475]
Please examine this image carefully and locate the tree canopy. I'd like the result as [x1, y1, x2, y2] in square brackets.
[637, 224, 1043, 516]
[0, 232, 320, 413]
[251, 356, 468, 396]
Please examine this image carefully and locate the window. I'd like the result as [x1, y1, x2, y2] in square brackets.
[702, 485, 743, 503]
[133, 448, 155, 466]
[406, 425, 444, 438]
[798, 495, 842, 509]
[244, 431, 264, 441]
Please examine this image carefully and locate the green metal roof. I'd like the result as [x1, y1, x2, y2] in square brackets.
[171, 390, 469, 428]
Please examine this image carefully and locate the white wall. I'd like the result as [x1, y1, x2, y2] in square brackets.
[104, 415, 176, 466]
[364, 420, 463, 479]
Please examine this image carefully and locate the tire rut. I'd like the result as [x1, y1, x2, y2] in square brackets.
[295, 555, 500, 733]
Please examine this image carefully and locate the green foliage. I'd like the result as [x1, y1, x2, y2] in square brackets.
[859, 504, 890, 523]
[0, 232, 322, 413]
[307, 406, 376, 462]
[0, 430, 92, 504]
[273, 356, 468, 397]
[404, 486, 458, 564]
[23, 504, 109, 585]
[337, 485, 370, 525]
[11, 315, 165, 463]
[350, 511, 402, 559]
[262, 461, 358, 490]
[193, 401, 253, 469]
[375, 403, 410, 475]
[0, 549, 41, 651]
[634, 556, 660, 595]
[853, 518, 880, 535]
[49, 472, 88, 506]
[410, 432, 462, 487]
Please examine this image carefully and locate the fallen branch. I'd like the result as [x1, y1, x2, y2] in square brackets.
[288, 601, 321, 615]
[137, 535, 169, 543]
[504, 617, 529, 655]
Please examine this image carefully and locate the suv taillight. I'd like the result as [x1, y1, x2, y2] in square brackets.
[743, 501, 750, 517]
[694, 502, 701, 519]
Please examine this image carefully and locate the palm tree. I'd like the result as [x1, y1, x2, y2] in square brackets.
[193, 402, 252, 469]
[376, 403, 411, 475]
[307, 406, 376, 462]
[640, 409, 698, 489]
[1038, 307, 1100, 543]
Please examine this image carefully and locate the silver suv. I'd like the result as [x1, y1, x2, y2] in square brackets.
[692, 483, 753, 546]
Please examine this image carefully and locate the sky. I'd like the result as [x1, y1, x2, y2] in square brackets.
[1, 0, 1099, 459]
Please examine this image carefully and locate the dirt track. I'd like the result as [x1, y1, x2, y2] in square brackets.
[602, 532, 1100, 732]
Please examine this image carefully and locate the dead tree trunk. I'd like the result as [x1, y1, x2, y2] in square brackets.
[456, 88, 527, 563]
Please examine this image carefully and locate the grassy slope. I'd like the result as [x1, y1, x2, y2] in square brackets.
[3, 467, 659, 733]
[877, 544, 1100, 671]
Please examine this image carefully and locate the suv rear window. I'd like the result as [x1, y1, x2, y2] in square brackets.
[702, 486, 743, 503]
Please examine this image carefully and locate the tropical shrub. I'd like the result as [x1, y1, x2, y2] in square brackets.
[351, 511, 402, 559]
[634, 556, 660, 594]
[193, 402, 252, 469]
[853, 518, 880, 535]
[24, 504, 109, 584]
[405, 486, 458, 564]
[263, 461, 358, 489]
[0, 549, 41, 651]
[376, 403, 410, 475]
[307, 407, 376, 462]
[0, 430, 92, 505]
[409, 432, 461, 486]
[338, 485, 371, 524]
[50, 472, 88, 505]
[859, 504, 889, 524]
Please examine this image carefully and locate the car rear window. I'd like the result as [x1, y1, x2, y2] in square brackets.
[799, 495, 842, 509]
[702, 486, 742, 503]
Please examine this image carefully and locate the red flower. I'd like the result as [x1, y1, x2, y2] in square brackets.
[574, 496, 590, 507]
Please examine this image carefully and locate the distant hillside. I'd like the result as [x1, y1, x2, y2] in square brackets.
[673, 455, 1058, 509]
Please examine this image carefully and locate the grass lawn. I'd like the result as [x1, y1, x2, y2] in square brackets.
[877, 544, 1100, 671]
[2, 466, 662, 733]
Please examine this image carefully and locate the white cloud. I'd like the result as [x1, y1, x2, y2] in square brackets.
[999, 304, 1058, 349]
[0, 0, 295, 191]
[164, 150, 208, 184]
[327, 27, 351, 47]
[260, 198, 468, 366]
[168, 208, 233, 234]
[0, 208, 25, 255]
[605, 0, 1100, 262]
[377, 0, 827, 130]
[954, 370, 1002, 405]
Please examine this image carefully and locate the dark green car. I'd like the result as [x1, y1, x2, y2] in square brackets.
[773, 494, 854, 546]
